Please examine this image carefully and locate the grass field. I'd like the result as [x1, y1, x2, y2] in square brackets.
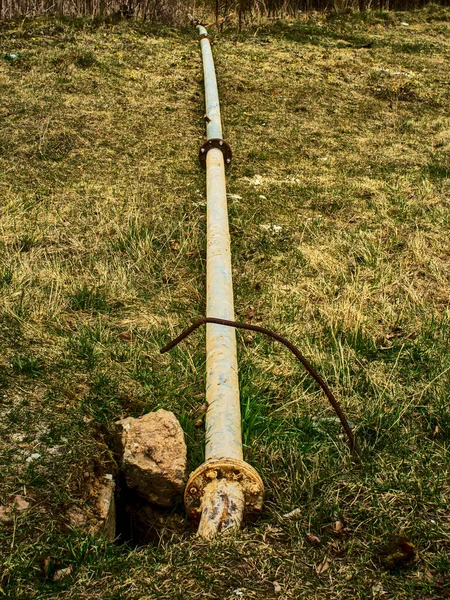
[1, 4, 450, 598]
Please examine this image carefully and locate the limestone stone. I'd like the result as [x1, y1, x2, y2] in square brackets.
[115, 410, 187, 507]
[91, 474, 116, 541]
[67, 474, 116, 541]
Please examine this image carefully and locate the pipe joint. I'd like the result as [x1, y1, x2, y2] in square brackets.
[185, 458, 264, 523]
[199, 138, 232, 166]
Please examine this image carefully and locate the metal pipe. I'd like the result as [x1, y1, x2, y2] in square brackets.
[184, 25, 264, 538]
[205, 146, 242, 462]
[197, 26, 223, 141]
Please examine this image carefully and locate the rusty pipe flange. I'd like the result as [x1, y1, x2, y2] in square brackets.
[199, 138, 232, 166]
[198, 33, 211, 42]
[184, 458, 264, 520]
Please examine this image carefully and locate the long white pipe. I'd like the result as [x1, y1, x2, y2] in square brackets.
[183, 25, 264, 539]
[205, 147, 242, 462]
[197, 24, 243, 465]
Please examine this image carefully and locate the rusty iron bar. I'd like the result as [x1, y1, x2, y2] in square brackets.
[183, 25, 264, 539]
[161, 318, 358, 454]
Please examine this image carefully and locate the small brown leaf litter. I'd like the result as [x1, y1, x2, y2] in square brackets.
[40, 557, 74, 582]
[193, 403, 207, 427]
[328, 540, 347, 558]
[378, 536, 418, 570]
[53, 565, 73, 582]
[40, 555, 56, 580]
[197, 402, 208, 415]
[119, 331, 132, 342]
[315, 559, 330, 575]
[324, 520, 349, 536]
[306, 533, 321, 545]
[333, 520, 346, 534]
[12, 496, 30, 512]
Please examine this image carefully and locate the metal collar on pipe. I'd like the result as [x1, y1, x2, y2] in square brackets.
[199, 138, 232, 166]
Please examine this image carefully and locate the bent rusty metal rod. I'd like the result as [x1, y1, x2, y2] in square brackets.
[180, 25, 264, 539]
[161, 318, 358, 453]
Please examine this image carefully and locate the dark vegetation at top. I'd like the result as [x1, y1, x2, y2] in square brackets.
[0, 0, 449, 25]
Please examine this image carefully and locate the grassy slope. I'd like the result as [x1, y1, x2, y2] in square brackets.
[1, 5, 449, 598]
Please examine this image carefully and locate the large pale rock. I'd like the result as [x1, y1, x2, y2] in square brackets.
[115, 410, 187, 507]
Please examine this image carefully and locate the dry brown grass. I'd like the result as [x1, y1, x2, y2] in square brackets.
[1, 7, 450, 599]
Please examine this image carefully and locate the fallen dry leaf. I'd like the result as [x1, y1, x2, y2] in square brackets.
[41, 555, 53, 579]
[306, 533, 321, 544]
[328, 540, 347, 557]
[245, 306, 254, 320]
[371, 582, 385, 597]
[386, 328, 404, 340]
[315, 559, 330, 575]
[197, 402, 208, 415]
[53, 565, 73, 582]
[334, 520, 344, 532]
[39, 554, 61, 580]
[13, 496, 30, 512]
[0, 506, 11, 522]
[243, 335, 255, 346]
[330, 520, 348, 536]
[282, 507, 302, 519]
[272, 581, 282, 594]
[119, 331, 131, 342]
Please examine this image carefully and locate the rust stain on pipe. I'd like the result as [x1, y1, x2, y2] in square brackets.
[197, 479, 245, 539]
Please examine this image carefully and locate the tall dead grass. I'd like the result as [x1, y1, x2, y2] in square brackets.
[0, 0, 186, 22]
[0, 0, 447, 24]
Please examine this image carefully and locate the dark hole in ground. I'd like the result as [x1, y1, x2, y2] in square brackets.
[114, 473, 193, 547]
